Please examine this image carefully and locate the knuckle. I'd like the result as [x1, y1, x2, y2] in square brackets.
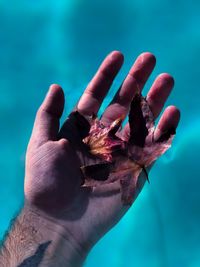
[58, 138, 69, 149]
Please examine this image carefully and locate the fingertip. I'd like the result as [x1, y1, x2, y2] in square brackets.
[138, 52, 156, 65]
[108, 50, 124, 61]
[165, 105, 180, 115]
[129, 52, 156, 80]
[127, 52, 156, 91]
[165, 105, 181, 125]
[43, 84, 65, 118]
[105, 50, 124, 68]
[157, 73, 175, 87]
[93, 50, 124, 79]
[158, 105, 181, 132]
[49, 83, 61, 89]
[49, 83, 64, 97]
[32, 85, 65, 146]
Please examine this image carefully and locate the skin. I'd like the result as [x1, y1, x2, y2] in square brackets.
[23, 51, 180, 262]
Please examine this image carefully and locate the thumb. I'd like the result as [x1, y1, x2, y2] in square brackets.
[31, 84, 65, 146]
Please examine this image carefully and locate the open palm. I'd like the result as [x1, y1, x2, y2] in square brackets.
[25, 51, 180, 253]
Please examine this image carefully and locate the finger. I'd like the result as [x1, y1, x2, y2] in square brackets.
[120, 105, 180, 142]
[101, 52, 156, 125]
[153, 105, 180, 142]
[146, 73, 174, 119]
[31, 84, 65, 146]
[77, 51, 124, 116]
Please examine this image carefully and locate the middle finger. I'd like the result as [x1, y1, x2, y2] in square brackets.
[101, 52, 156, 125]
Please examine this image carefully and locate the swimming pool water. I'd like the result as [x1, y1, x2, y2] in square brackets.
[0, 1, 199, 266]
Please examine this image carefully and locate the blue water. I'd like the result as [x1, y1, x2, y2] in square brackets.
[0, 1, 199, 266]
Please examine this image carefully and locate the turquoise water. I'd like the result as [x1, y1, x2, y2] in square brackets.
[0, 1, 199, 266]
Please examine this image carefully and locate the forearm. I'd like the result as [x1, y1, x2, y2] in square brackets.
[0, 204, 86, 267]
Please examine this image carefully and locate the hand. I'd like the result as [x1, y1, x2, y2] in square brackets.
[24, 51, 180, 256]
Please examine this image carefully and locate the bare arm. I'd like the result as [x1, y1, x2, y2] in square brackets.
[0, 51, 180, 266]
[0, 204, 86, 267]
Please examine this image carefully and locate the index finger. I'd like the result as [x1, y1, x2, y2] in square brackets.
[77, 51, 124, 116]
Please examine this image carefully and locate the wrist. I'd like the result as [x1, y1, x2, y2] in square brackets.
[0, 201, 88, 267]
[22, 202, 87, 267]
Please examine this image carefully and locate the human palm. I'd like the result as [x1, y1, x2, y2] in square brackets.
[25, 51, 180, 252]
